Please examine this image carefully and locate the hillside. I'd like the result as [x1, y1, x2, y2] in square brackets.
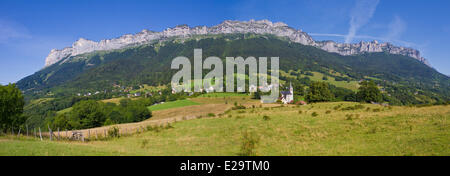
[1, 100, 449, 156]
[17, 34, 450, 105]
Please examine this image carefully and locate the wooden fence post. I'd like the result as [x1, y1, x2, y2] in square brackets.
[39, 127, 43, 141]
[95, 130, 98, 139]
[34, 128, 36, 138]
[88, 130, 90, 140]
[26, 125, 29, 137]
[104, 129, 107, 138]
[66, 130, 68, 138]
[48, 125, 52, 141]
[17, 128, 21, 138]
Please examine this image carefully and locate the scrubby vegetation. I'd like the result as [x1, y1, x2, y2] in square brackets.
[1, 102, 448, 156]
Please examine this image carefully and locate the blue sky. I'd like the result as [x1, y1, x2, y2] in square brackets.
[1, 0, 449, 85]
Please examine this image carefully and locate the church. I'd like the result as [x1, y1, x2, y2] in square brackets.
[280, 82, 294, 104]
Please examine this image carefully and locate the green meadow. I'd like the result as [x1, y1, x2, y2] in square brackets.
[147, 99, 201, 111]
[1, 101, 448, 156]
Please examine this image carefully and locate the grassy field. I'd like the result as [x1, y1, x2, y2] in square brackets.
[281, 70, 359, 91]
[147, 99, 201, 111]
[197, 92, 249, 98]
[1, 101, 448, 156]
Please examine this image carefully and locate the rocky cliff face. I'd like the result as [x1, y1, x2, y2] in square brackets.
[44, 20, 430, 67]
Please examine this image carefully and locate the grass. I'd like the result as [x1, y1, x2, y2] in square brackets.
[1, 102, 448, 156]
[147, 99, 201, 111]
[56, 107, 72, 115]
[305, 72, 359, 91]
[281, 70, 359, 91]
[197, 92, 249, 98]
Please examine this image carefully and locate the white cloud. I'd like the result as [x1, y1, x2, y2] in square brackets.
[0, 19, 31, 44]
[345, 0, 380, 43]
[385, 15, 406, 40]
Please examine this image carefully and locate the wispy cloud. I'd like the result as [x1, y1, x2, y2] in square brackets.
[345, 0, 380, 43]
[0, 19, 31, 44]
[385, 15, 406, 40]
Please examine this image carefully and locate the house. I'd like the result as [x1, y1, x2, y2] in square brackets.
[206, 86, 215, 93]
[249, 84, 257, 92]
[280, 82, 294, 104]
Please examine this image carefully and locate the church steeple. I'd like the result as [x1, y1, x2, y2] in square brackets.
[289, 82, 293, 93]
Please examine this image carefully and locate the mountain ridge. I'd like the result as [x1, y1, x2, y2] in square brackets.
[44, 19, 430, 67]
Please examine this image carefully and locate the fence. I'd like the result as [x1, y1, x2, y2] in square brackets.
[4, 114, 199, 142]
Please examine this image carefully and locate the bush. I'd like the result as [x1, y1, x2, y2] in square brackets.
[341, 104, 365, 111]
[238, 131, 259, 156]
[207, 113, 216, 117]
[108, 126, 120, 138]
[345, 114, 353, 120]
[333, 105, 341, 110]
[312, 112, 318, 117]
[232, 104, 246, 110]
[141, 139, 149, 148]
[263, 115, 270, 121]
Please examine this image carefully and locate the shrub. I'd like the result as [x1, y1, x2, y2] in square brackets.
[311, 112, 318, 117]
[298, 110, 303, 114]
[354, 104, 364, 109]
[345, 114, 353, 120]
[238, 131, 259, 156]
[207, 113, 216, 117]
[141, 139, 149, 148]
[325, 110, 331, 114]
[333, 105, 342, 110]
[341, 104, 365, 111]
[232, 104, 246, 110]
[263, 115, 270, 121]
[108, 126, 120, 138]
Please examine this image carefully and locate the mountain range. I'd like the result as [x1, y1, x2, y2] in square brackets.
[44, 19, 430, 67]
[17, 20, 449, 106]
